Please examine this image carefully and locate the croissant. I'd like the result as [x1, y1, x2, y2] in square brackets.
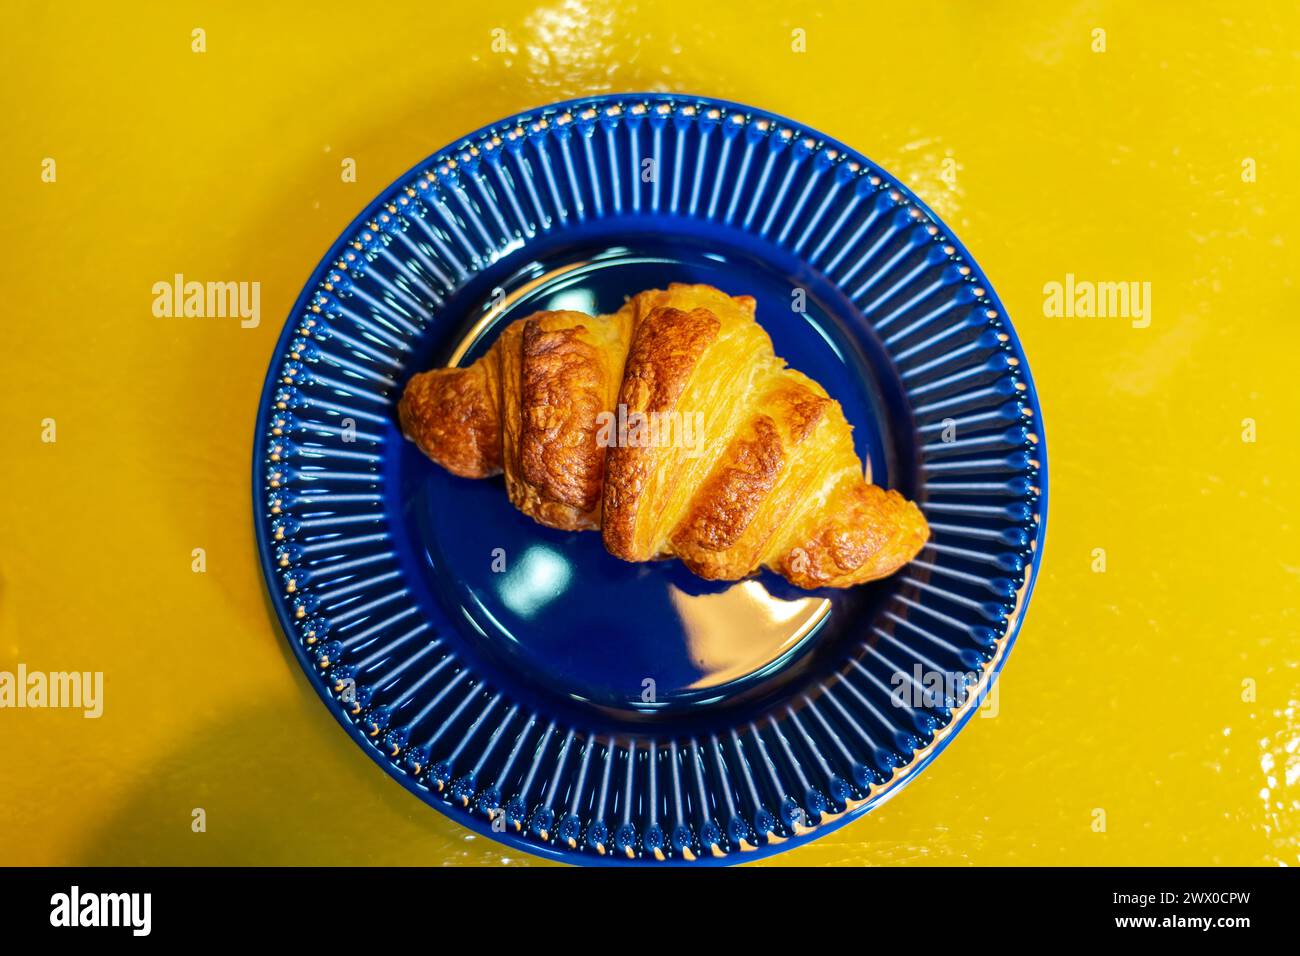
[398, 284, 929, 589]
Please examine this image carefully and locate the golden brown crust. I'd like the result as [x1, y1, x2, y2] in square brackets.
[398, 361, 502, 478]
[671, 376, 833, 580]
[774, 480, 930, 588]
[672, 414, 784, 556]
[495, 318, 529, 513]
[519, 317, 609, 514]
[602, 306, 721, 561]
[772, 379, 832, 444]
[498, 312, 619, 532]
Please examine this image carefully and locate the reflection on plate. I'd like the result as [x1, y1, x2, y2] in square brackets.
[672, 582, 830, 691]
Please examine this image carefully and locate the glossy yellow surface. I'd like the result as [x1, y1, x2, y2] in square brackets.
[1, 1, 1297, 866]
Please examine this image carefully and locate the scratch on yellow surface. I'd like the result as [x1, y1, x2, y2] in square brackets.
[0, 0, 1297, 866]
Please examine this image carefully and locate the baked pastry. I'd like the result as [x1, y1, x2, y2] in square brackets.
[399, 284, 928, 588]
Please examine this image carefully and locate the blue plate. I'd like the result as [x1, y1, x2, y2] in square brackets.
[253, 94, 1047, 864]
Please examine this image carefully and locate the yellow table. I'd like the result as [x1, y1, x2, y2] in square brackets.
[2, 1, 1296, 866]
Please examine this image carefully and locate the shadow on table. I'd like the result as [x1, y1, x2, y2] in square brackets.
[73, 588, 550, 867]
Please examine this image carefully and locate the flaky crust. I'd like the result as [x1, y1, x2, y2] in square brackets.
[510, 311, 626, 529]
[670, 375, 833, 581]
[773, 479, 930, 588]
[399, 283, 929, 588]
[398, 360, 502, 479]
[602, 306, 721, 561]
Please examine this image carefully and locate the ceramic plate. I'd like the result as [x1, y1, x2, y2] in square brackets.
[252, 93, 1047, 864]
